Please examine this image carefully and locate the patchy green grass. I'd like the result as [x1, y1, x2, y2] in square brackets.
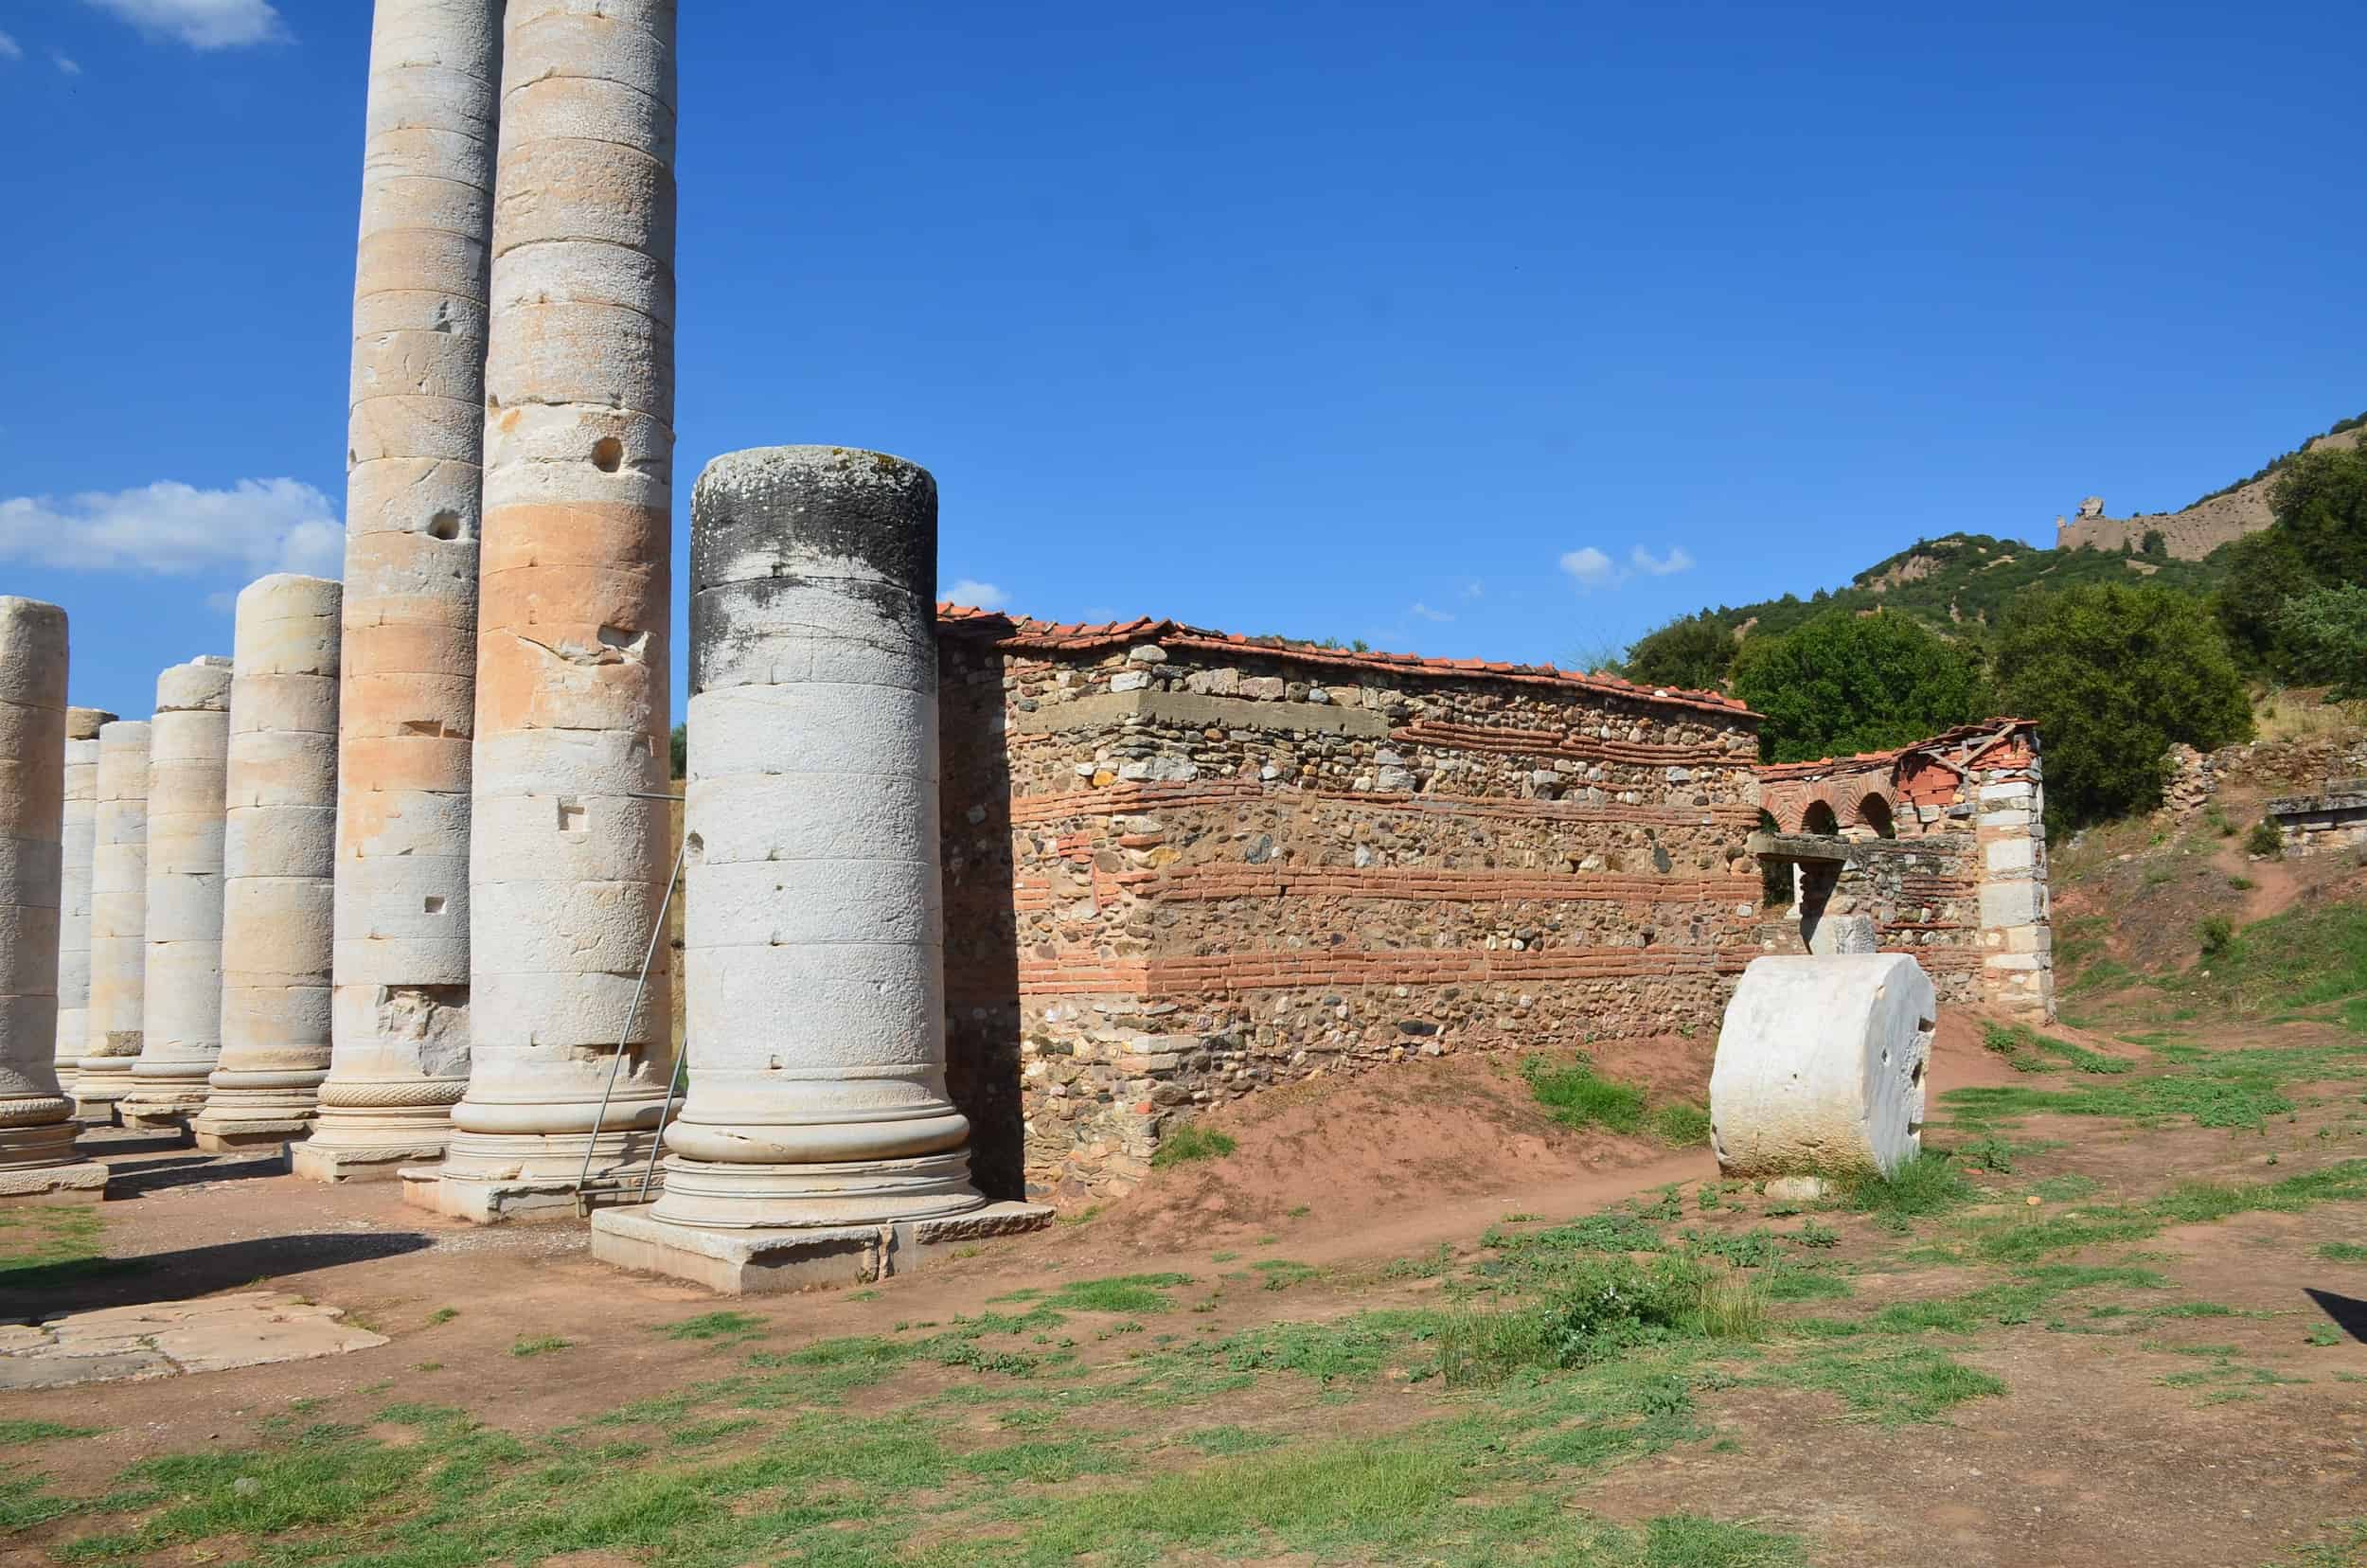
[2317, 1241, 2367, 1262]
[1777, 1345, 2007, 1425]
[0, 1419, 100, 1445]
[1647, 1102, 1714, 1146]
[1522, 1055, 1647, 1133]
[1835, 1154, 1975, 1231]
[0, 1205, 120, 1293]
[1151, 1125, 1237, 1167]
[509, 1335, 573, 1358]
[656, 1310, 768, 1343]
[1041, 1274, 1196, 1314]
[1943, 1036, 2367, 1133]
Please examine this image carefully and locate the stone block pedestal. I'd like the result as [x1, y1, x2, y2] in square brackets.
[117, 1108, 192, 1136]
[289, 1143, 441, 1185]
[590, 1202, 1053, 1295]
[192, 1124, 305, 1155]
[399, 1160, 661, 1224]
[0, 1160, 111, 1206]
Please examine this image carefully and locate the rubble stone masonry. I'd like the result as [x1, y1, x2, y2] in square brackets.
[933, 612, 1764, 1204]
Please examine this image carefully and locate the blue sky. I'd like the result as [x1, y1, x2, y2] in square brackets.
[3, 0, 2360, 723]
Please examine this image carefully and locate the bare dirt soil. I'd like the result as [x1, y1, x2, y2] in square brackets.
[6, 1004, 2362, 1567]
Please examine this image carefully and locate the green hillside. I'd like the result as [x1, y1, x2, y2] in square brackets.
[1681, 531, 2234, 646]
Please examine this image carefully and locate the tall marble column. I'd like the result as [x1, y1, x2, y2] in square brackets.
[74, 720, 151, 1120]
[591, 451, 1044, 1293]
[54, 706, 117, 1096]
[418, 0, 679, 1222]
[297, 0, 502, 1183]
[0, 598, 106, 1202]
[195, 577, 343, 1152]
[120, 658, 232, 1131]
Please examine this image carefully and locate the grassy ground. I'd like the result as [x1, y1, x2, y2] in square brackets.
[8, 1008, 2367, 1565]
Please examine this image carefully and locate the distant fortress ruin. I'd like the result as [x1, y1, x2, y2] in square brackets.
[2056, 424, 2363, 561]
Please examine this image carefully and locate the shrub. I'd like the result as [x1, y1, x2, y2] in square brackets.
[2246, 819, 2285, 858]
[1150, 1125, 1237, 1168]
[2271, 583, 2367, 694]
[1991, 584, 2252, 828]
[1433, 1256, 1761, 1385]
[2218, 445, 2367, 671]
[2198, 916, 2234, 959]
[1731, 610, 1986, 764]
[1622, 615, 1739, 692]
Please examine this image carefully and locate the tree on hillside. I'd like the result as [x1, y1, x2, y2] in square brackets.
[2217, 445, 2367, 670]
[1623, 615, 1736, 691]
[2272, 584, 2367, 696]
[1730, 610, 1986, 764]
[1994, 584, 2251, 829]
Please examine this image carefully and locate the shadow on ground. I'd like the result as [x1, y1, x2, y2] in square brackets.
[2304, 1287, 2367, 1344]
[0, 1231, 432, 1316]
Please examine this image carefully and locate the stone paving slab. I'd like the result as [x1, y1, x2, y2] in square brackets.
[0, 1290, 384, 1389]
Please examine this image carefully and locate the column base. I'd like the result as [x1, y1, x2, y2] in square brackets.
[289, 1141, 445, 1184]
[400, 1162, 664, 1224]
[0, 1160, 110, 1206]
[648, 1149, 990, 1229]
[192, 1123, 311, 1154]
[116, 1103, 199, 1134]
[589, 1201, 1054, 1295]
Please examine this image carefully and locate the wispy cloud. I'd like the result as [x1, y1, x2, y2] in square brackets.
[0, 30, 23, 60]
[939, 578, 1008, 611]
[0, 478, 343, 579]
[1559, 543, 1697, 592]
[55, 53, 83, 75]
[1459, 580, 1484, 601]
[1559, 546, 1619, 589]
[82, 0, 289, 48]
[1409, 601, 1453, 623]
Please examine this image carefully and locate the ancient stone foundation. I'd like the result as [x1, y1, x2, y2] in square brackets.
[54, 706, 116, 1096]
[121, 658, 234, 1131]
[194, 577, 342, 1152]
[413, 0, 681, 1222]
[1708, 953, 1934, 1181]
[300, 0, 502, 1184]
[75, 720, 151, 1120]
[0, 598, 106, 1202]
[591, 447, 1048, 1292]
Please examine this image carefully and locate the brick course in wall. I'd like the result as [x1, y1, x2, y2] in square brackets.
[933, 610, 2054, 1205]
[934, 611, 1763, 1204]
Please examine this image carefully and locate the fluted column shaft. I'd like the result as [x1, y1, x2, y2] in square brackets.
[436, 0, 679, 1204]
[77, 722, 151, 1114]
[0, 599, 104, 1200]
[302, 0, 503, 1181]
[195, 577, 343, 1151]
[121, 658, 232, 1128]
[648, 449, 984, 1230]
[54, 706, 116, 1095]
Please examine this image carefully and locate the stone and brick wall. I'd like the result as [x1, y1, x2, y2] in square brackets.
[1754, 722, 2053, 1025]
[934, 611, 1762, 1204]
[932, 610, 2056, 1205]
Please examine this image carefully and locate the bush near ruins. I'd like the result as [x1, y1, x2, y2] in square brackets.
[1992, 584, 2251, 829]
[2269, 583, 2367, 696]
[2216, 444, 2367, 672]
[1621, 615, 1736, 692]
[1730, 610, 1985, 764]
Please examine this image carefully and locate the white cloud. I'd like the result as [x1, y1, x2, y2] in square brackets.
[0, 30, 23, 60]
[1409, 601, 1453, 623]
[82, 0, 288, 48]
[0, 478, 343, 579]
[1558, 546, 1618, 589]
[940, 578, 1007, 611]
[1459, 581, 1484, 600]
[55, 53, 82, 75]
[1559, 543, 1697, 592]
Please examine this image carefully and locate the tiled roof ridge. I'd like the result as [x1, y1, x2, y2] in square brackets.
[1753, 718, 2038, 780]
[934, 603, 1757, 720]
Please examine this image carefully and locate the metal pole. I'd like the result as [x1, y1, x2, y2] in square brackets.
[576, 793, 687, 1198]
